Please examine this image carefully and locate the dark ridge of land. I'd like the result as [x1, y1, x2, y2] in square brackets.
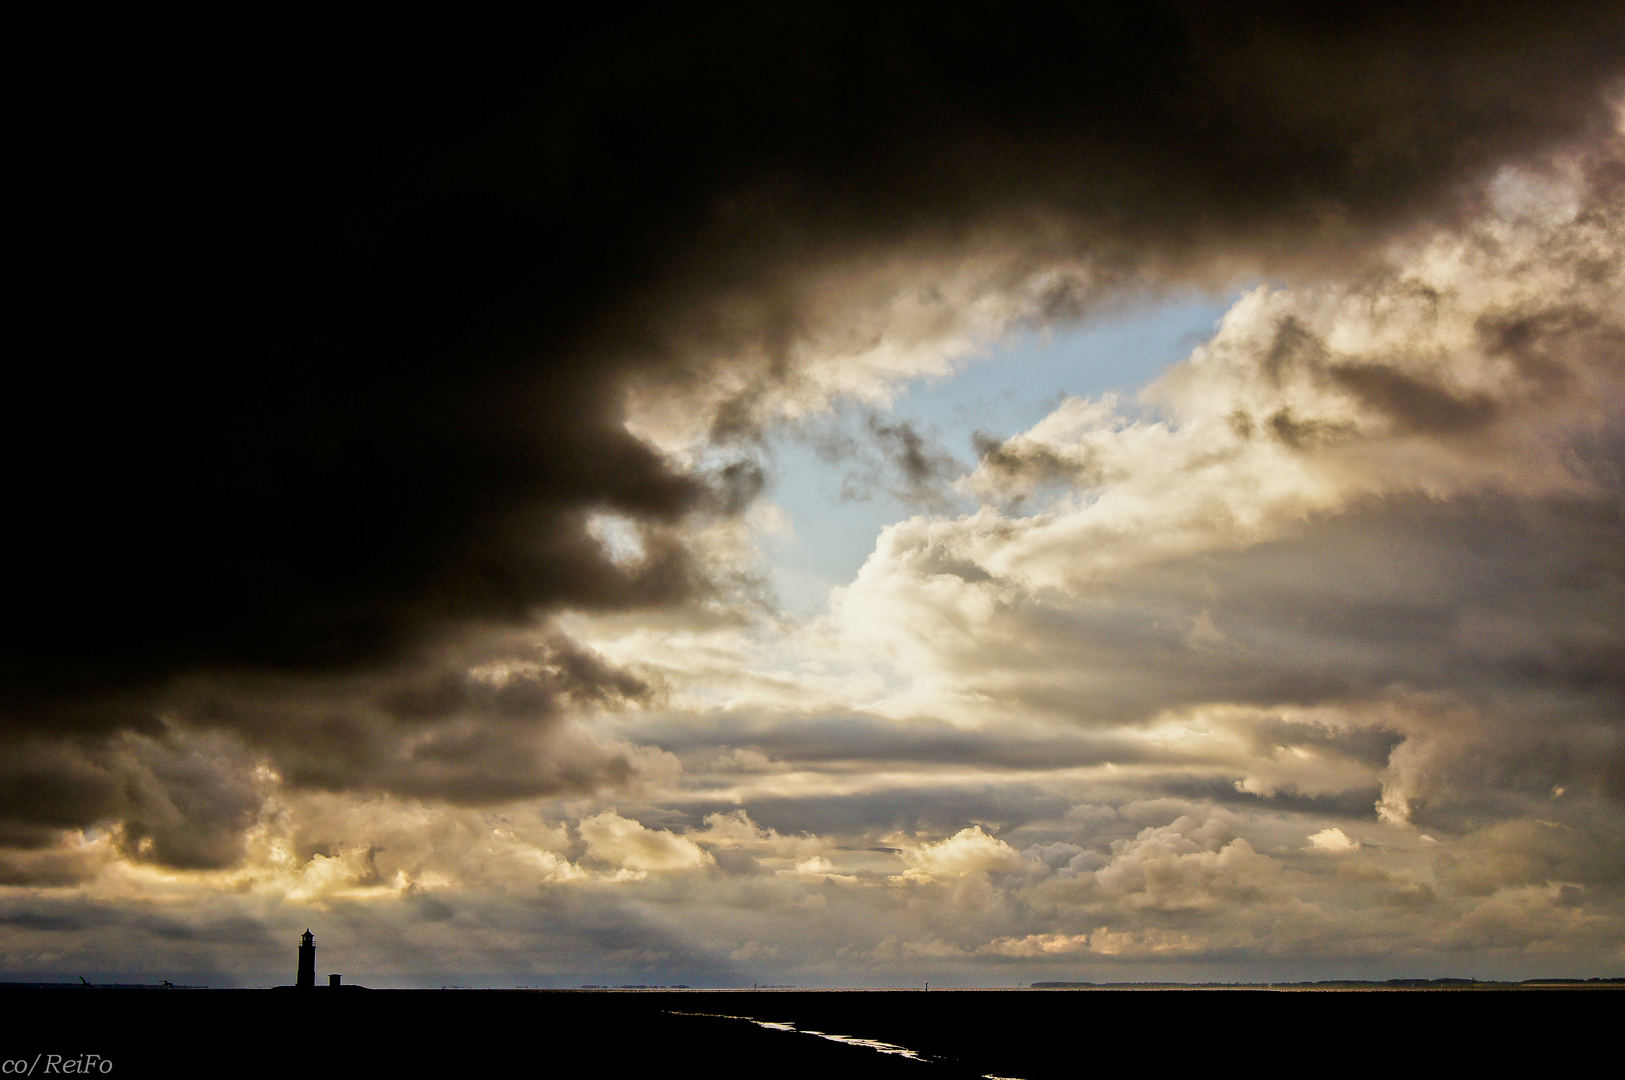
[1029, 977, 1625, 989]
[2, 986, 1621, 1077]
[9, 976, 1620, 991]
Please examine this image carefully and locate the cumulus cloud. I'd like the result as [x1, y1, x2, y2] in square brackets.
[578, 811, 714, 875]
[900, 826, 1033, 881]
[1083, 818, 1283, 912]
[1307, 828, 1359, 854]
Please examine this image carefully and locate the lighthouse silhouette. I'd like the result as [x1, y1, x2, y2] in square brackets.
[297, 929, 316, 988]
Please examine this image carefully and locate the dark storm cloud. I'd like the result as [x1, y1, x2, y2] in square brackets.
[14, 4, 1624, 694]
[173, 632, 660, 805]
[0, 633, 662, 869]
[0, 728, 266, 871]
[6, 3, 1624, 853]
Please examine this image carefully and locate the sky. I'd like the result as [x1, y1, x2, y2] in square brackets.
[4, 5, 1624, 986]
[760, 296, 1234, 612]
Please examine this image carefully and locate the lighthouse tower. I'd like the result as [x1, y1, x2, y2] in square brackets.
[297, 929, 316, 988]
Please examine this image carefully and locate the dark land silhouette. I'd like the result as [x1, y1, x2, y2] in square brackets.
[3, 931, 1617, 1073]
[2, 983, 1619, 1076]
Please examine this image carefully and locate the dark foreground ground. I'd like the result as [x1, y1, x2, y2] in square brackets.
[2, 985, 1619, 1077]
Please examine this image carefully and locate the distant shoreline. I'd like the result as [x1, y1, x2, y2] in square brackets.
[1027, 978, 1625, 990]
[4, 978, 1621, 991]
